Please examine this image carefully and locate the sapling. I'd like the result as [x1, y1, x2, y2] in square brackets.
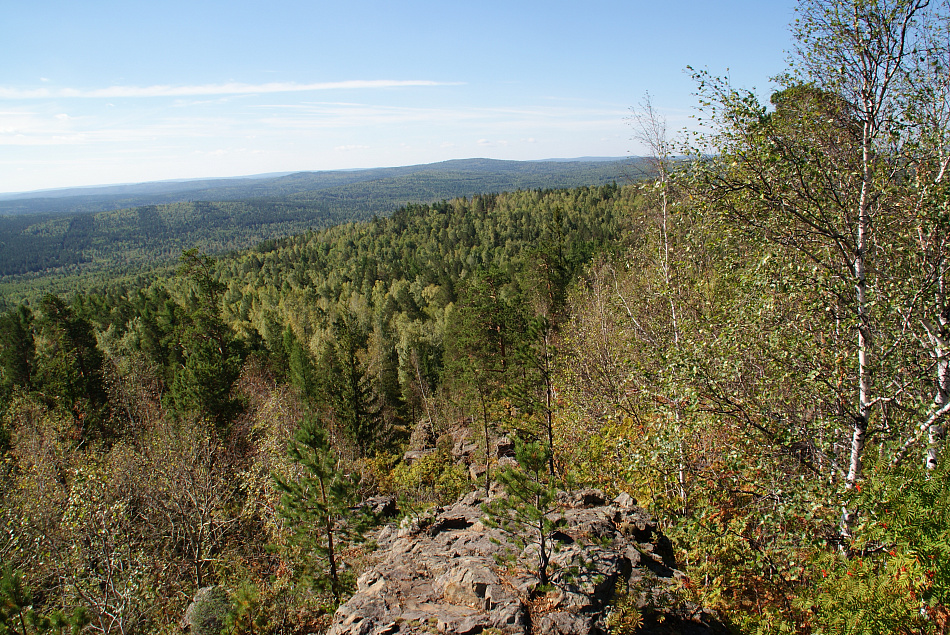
[482, 437, 565, 587]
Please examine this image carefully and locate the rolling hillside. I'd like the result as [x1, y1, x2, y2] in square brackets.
[0, 158, 644, 307]
[0, 158, 638, 216]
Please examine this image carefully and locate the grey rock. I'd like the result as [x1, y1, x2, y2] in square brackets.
[458, 490, 485, 508]
[427, 515, 473, 537]
[360, 495, 398, 519]
[613, 491, 638, 510]
[497, 456, 518, 470]
[495, 436, 515, 458]
[468, 462, 487, 481]
[451, 429, 477, 462]
[328, 490, 726, 635]
[434, 558, 501, 607]
[536, 611, 597, 635]
[559, 488, 607, 508]
[402, 449, 435, 465]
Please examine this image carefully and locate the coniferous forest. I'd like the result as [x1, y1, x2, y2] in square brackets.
[1, 1, 949, 633]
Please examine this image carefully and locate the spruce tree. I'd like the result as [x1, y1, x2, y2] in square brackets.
[169, 250, 242, 427]
[317, 312, 381, 456]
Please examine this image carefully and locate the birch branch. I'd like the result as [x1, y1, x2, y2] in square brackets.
[891, 400, 950, 467]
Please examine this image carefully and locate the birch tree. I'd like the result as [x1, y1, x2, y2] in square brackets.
[892, 7, 950, 472]
[629, 92, 680, 345]
[692, 0, 949, 543]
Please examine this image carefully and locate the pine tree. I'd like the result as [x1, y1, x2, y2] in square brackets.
[507, 316, 558, 476]
[273, 417, 368, 602]
[0, 566, 88, 635]
[0, 306, 33, 396]
[32, 294, 108, 435]
[482, 437, 565, 586]
[445, 268, 523, 493]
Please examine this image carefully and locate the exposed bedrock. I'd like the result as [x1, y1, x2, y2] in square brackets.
[328, 489, 726, 635]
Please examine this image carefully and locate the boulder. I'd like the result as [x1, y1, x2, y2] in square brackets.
[558, 488, 607, 508]
[451, 428, 478, 463]
[494, 436, 515, 458]
[469, 462, 487, 481]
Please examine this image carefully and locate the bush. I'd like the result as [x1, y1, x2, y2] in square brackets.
[388, 449, 469, 506]
[183, 586, 231, 635]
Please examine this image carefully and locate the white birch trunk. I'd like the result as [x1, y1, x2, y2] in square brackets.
[927, 267, 948, 470]
[842, 107, 874, 542]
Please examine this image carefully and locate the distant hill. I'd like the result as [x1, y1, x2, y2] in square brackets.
[0, 158, 646, 305]
[0, 158, 640, 216]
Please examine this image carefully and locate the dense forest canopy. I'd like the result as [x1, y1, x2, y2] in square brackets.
[0, 158, 635, 309]
[0, 1, 948, 633]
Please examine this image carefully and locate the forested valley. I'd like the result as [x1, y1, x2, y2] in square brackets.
[2, 1, 950, 633]
[0, 158, 630, 308]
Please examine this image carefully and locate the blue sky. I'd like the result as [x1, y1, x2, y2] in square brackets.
[1, 1, 797, 193]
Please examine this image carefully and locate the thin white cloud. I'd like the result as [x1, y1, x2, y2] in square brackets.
[0, 98, 628, 150]
[0, 80, 460, 100]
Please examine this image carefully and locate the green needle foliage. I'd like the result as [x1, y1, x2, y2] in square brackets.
[482, 437, 565, 587]
[0, 567, 87, 635]
[274, 416, 369, 604]
[169, 249, 243, 427]
[222, 582, 268, 635]
[33, 294, 108, 434]
[317, 312, 382, 457]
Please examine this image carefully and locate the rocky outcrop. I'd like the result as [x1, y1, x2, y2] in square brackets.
[328, 489, 725, 635]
